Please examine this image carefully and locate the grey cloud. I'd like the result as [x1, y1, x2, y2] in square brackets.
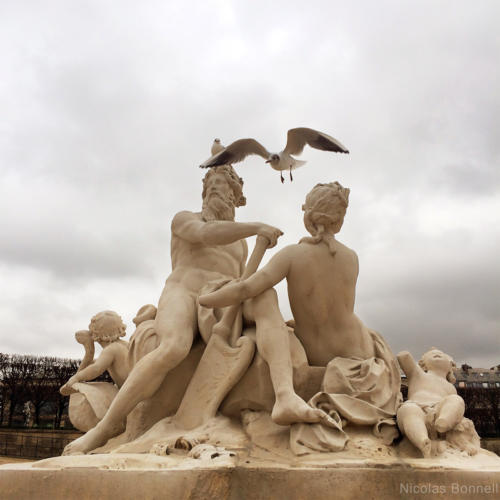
[355, 228, 500, 366]
[433, 162, 500, 196]
[0, 1, 499, 368]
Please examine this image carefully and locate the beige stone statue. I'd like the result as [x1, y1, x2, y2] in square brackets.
[2, 153, 500, 499]
[62, 312, 129, 392]
[63, 165, 315, 455]
[56, 176, 484, 463]
[60, 311, 130, 432]
[200, 182, 401, 451]
[397, 348, 480, 457]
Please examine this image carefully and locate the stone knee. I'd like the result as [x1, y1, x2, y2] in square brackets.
[435, 395, 465, 432]
[442, 394, 465, 411]
[251, 289, 286, 330]
[156, 335, 193, 367]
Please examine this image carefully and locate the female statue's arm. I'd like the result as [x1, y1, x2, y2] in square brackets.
[199, 247, 292, 308]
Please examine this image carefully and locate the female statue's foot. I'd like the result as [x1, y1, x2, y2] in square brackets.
[271, 393, 323, 426]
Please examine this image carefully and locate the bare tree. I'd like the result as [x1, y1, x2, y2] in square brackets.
[0, 353, 9, 425]
[458, 386, 500, 437]
[0, 353, 81, 429]
[1, 354, 35, 427]
[50, 358, 79, 428]
[24, 356, 60, 427]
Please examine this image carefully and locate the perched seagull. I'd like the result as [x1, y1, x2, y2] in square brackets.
[211, 138, 225, 156]
[200, 127, 349, 183]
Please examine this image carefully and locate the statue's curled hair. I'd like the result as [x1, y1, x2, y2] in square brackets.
[299, 181, 350, 256]
[202, 165, 246, 207]
[89, 310, 126, 343]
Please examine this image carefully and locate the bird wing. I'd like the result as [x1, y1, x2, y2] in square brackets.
[200, 138, 270, 168]
[283, 127, 349, 155]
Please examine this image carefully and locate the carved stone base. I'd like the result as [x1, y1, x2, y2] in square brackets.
[1, 453, 499, 500]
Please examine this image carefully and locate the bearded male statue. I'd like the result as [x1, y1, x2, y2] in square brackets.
[63, 165, 283, 455]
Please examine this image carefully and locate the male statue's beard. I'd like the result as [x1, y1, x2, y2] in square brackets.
[201, 193, 235, 222]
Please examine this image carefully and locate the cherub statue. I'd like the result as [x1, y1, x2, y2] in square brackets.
[60, 311, 130, 432]
[397, 348, 479, 457]
[61, 311, 129, 392]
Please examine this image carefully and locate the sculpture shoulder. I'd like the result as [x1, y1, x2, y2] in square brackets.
[171, 210, 203, 238]
[171, 210, 198, 227]
[336, 240, 358, 258]
[102, 341, 127, 358]
[334, 241, 359, 271]
[272, 243, 300, 263]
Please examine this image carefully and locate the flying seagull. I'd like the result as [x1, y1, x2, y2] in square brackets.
[211, 138, 225, 156]
[200, 127, 349, 183]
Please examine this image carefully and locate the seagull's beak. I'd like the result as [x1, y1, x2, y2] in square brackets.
[265, 159, 271, 164]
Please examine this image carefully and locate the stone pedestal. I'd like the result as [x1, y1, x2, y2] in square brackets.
[1, 452, 499, 500]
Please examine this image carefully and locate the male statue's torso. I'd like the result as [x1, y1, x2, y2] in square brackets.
[167, 211, 247, 297]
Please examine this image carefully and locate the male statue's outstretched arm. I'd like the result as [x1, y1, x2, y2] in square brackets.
[172, 211, 283, 248]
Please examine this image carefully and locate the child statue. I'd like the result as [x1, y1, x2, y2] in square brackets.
[60, 310, 130, 432]
[397, 348, 480, 457]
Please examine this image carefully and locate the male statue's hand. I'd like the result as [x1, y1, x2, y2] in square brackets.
[256, 224, 283, 248]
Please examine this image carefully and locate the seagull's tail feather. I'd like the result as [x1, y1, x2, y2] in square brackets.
[291, 159, 307, 170]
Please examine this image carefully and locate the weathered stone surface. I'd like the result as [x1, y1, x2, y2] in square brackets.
[48, 164, 497, 496]
[1, 453, 499, 500]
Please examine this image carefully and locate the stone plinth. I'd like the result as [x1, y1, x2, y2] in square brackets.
[1, 452, 499, 500]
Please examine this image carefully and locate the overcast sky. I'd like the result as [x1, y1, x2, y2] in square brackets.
[1, 1, 499, 367]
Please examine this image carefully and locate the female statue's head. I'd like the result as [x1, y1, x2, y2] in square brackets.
[300, 181, 350, 255]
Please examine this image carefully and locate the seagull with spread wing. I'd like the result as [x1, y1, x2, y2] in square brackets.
[200, 127, 349, 183]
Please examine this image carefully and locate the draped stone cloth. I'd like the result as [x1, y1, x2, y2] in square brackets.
[290, 329, 402, 454]
[128, 319, 158, 367]
[68, 382, 119, 432]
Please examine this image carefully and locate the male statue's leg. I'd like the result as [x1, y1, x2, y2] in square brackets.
[245, 289, 322, 425]
[63, 288, 196, 455]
